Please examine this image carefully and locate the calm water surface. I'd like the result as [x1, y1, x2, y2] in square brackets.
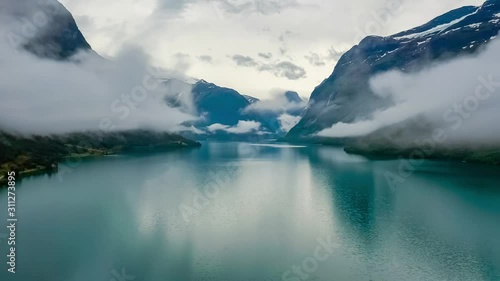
[1, 142, 500, 281]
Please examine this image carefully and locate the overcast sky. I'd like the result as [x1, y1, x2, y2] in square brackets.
[60, 0, 484, 99]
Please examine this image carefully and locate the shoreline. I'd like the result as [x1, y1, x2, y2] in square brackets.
[343, 146, 500, 166]
[0, 144, 201, 188]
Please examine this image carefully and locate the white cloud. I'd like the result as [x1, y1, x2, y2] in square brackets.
[207, 120, 261, 134]
[244, 89, 307, 114]
[0, 46, 196, 135]
[175, 125, 206, 134]
[317, 38, 500, 146]
[278, 114, 301, 132]
[0, 0, 197, 135]
[59, 0, 485, 99]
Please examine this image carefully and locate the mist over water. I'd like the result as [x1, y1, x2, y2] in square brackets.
[318, 38, 500, 146]
[1, 143, 500, 281]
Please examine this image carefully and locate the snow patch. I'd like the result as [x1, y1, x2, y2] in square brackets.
[393, 10, 477, 41]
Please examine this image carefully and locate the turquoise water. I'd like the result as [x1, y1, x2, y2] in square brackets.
[1, 142, 500, 281]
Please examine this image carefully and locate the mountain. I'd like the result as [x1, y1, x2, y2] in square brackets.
[191, 80, 253, 126]
[0, 0, 202, 181]
[243, 95, 260, 104]
[284, 91, 303, 103]
[2, 0, 92, 59]
[286, 0, 500, 140]
[164, 79, 302, 139]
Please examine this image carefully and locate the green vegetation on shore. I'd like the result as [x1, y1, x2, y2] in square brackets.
[344, 145, 500, 166]
[0, 130, 201, 184]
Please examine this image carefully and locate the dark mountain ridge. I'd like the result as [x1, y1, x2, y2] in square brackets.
[164, 79, 305, 139]
[287, 0, 500, 139]
[2, 0, 92, 59]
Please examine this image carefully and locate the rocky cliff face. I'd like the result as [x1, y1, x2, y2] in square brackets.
[164, 79, 306, 138]
[287, 0, 500, 140]
[1, 0, 92, 59]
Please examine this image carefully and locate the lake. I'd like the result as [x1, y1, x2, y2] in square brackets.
[1, 142, 500, 281]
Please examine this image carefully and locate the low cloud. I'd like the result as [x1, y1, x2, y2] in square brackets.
[175, 125, 205, 134]
[173, 52, 192, 72]
[0, 45, 197, 135]
[278, 113, 301, 132]
[317, 38, 500, 146]
[244, 89, 307, 114]
[0, 1, 197, 136]
[207, 120, 262, 134]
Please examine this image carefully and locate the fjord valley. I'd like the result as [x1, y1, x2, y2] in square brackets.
[285, 0, 500, 164]
[1, 0, 500, 281]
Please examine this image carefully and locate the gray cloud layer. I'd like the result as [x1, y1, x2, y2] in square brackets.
[155, 0, 299, 16]
[232, 54, 306, 80]
[305, 47, 345, 66]
[0, 0, 196, 135]
[318, 38, 500, 146]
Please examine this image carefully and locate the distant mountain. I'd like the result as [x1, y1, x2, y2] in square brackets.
[284, 91, 303, 103]
[163, 79, 305, 139]
[2, 0, 92, 59]
[191, 80, 253, 126]
[0, 0, 203, 180]
[243, 95, 260, 104]
[287, 0, 500, 140]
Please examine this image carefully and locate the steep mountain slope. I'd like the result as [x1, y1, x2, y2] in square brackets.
[0, 0, 202, 181]
[243, 95, 260, 104]
[164, 79, 305, 138]
[1, 0, 92, 59]
[191, 80, 253, 126]
[284, 91, 303, 103]
[287, 0, 500, 139]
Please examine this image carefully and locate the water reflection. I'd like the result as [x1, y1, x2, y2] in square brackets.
[0, 143, 499, 281]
